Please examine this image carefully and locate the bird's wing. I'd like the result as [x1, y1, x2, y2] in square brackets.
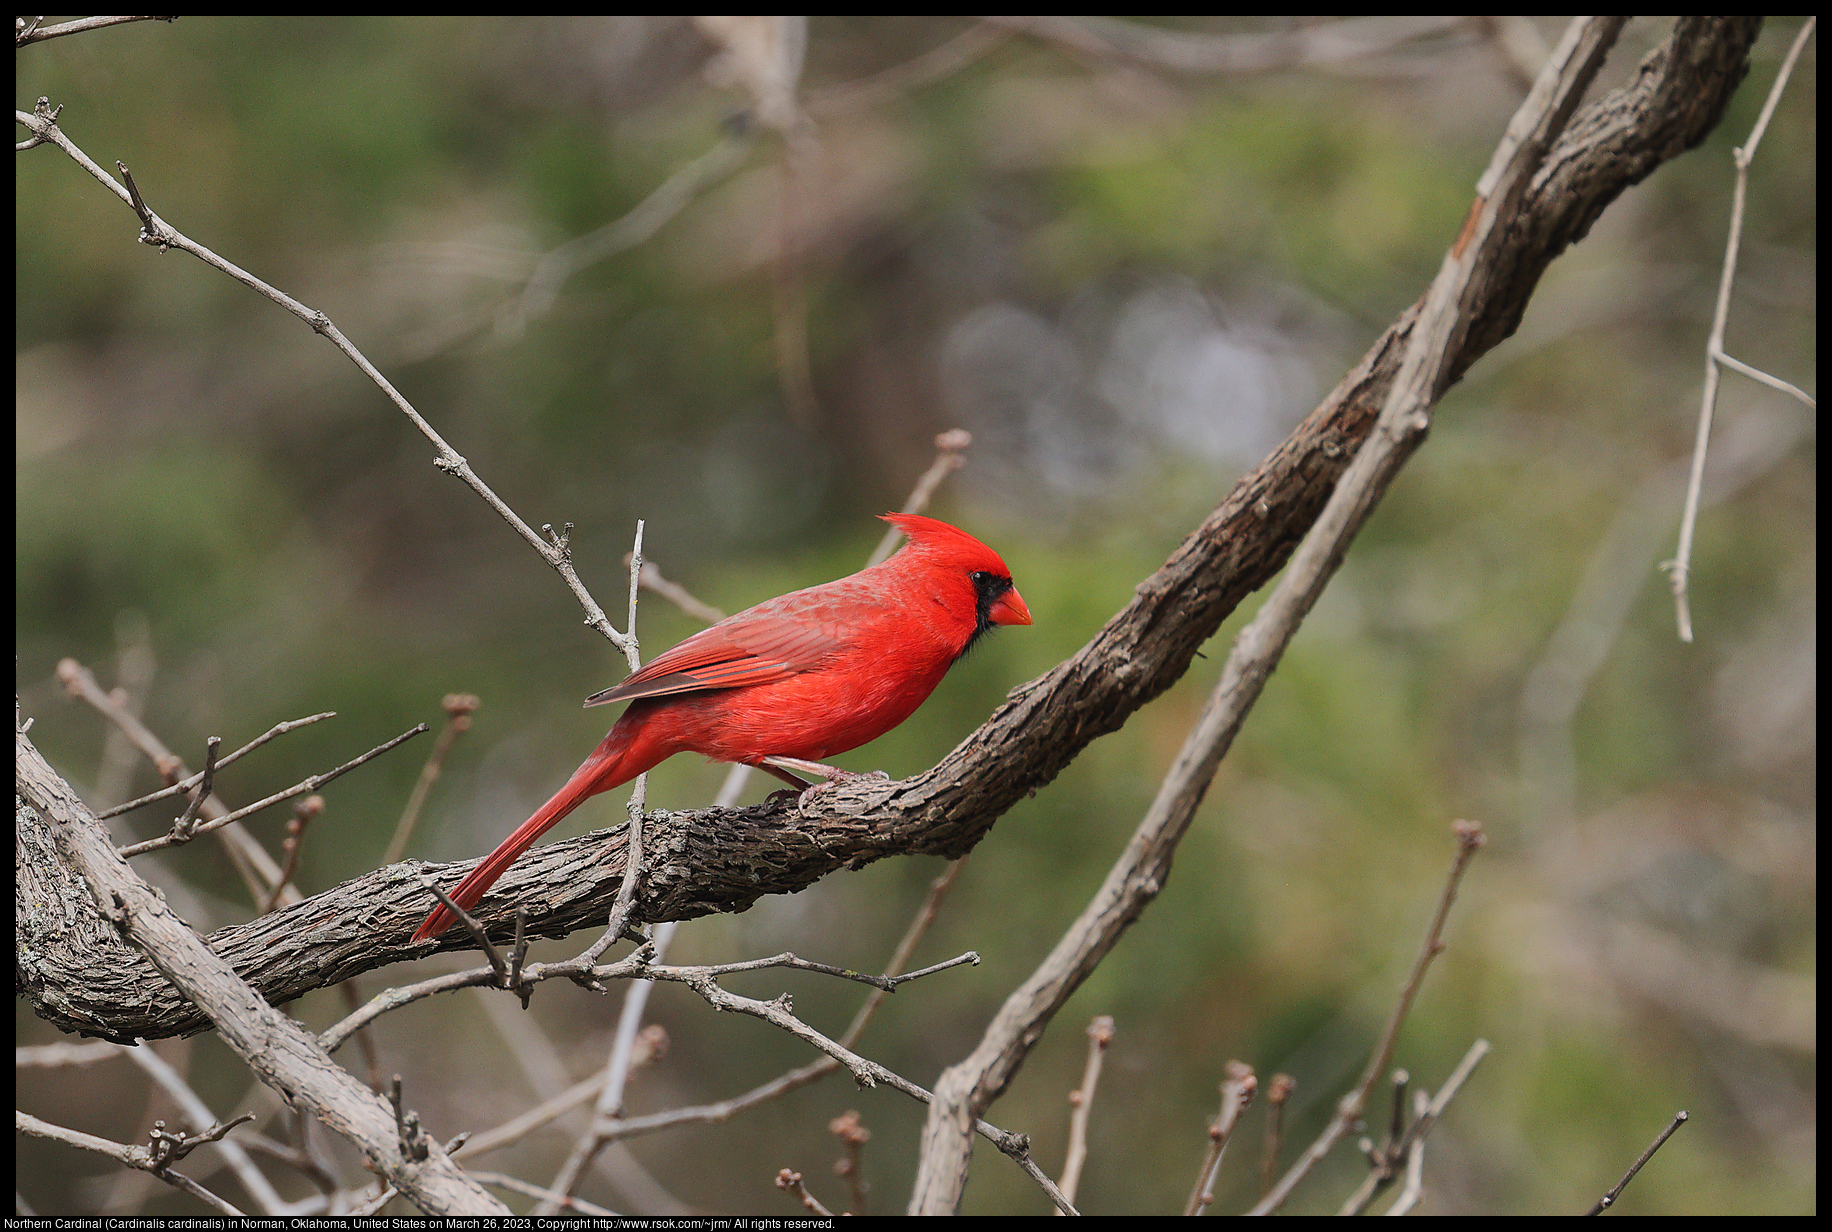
[583, 608, 849, 707]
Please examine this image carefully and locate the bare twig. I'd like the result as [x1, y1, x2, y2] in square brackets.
[57, 656, 297, 904]
[1586, 1110, 1689, 1215]
[336, 979, 387, 1094]
[422, 878, 511, 984]
[504, 136, 755, 343]
[1379, 1090, 1432, 1216]
[1258, 1074, 1295, 1201]
[91, 612, 156, 810]
[383, 695, 480, 865]
[170, 736, 222, 840]
[1185, 1061, 1258, 1216]
[390, 1076, 430, 1164]
[1055, 1015, 1114, 1210]
[120, 723, 427, 858]
[13, 106, 635, 655]
[635, 560, 726, 625]
[263, 796, 325, 914]
[1664, 17, 1816, 642]
[95, 711, 338, 820]
[829, 1109, 872, 1214]
[15, 15, 176, 47]
[453, 1072, 606, 1160]
[15, 1041, 124, 1068]
[16, 1110, 245, 1216]
[868, 429, 975, 565]
[776, 1168, 834, 1217]
[572, 856, 969, 1153]
[1338, 1038, 1490, 1216]
[240, 1130, 341, 1202]
[1251, 825, 1486, 1215]
[124, 1042, 290, 1215]
[465, 1172, 616, 1215]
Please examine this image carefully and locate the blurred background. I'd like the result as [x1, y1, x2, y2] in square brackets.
[15, 16, 1814, 1216]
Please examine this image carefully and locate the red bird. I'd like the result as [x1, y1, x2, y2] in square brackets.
[413, 513, 1031, 941]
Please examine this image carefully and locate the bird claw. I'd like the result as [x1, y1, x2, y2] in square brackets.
[794, 768, 890, 811]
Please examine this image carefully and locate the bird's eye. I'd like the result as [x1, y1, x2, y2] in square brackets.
[970, 571, 991, 584]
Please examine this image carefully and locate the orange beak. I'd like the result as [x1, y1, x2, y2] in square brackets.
[989, 585, 1033, 627]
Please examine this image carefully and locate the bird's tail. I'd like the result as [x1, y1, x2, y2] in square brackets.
[411, 724, 642, 942]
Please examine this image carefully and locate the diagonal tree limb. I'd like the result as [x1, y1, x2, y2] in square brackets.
[18, 18, 1761, 1045]
[908, 10, 1624, 1205]
[16, 729, 510, 1215]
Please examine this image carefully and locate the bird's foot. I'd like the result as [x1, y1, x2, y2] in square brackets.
[759, 757, 890, 810]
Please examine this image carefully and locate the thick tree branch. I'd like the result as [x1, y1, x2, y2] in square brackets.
[18, 18, 1760, 1044]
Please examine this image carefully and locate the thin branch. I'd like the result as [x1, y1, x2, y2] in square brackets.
[1379, 1090, 1432, 1216]
[124, 1042, 291, 1215]
[1251, 825, 1486, 1215]
[454, 1073, 606, 1160]
[829, 1110, 872, 1215]
[576, 856, 969, 1151]
[262, 796, 325, 914]
[1586, 1110, 1689, 1215]
[57, 656, 298, 904]
[505, 136, 755, 342]
[15, 1111, 245, 1216]
[1055, 1015, 1113, 1211]
[1664, 17, 1815, 642]
[90, 612, 155, 810]
[776, 1169, 834, 1217]
[466, 1172, 616, 1215]
[420, 880, 511, 985]
[463, 946, 1073, 1214]
[1258, 1074, 1295, 1201]
[556, 522, 651, 983]
[1185, 1061, 1258, 1216]
[95, 712, 338, 820]
[239, 1130, 341, 1202]
[867, 429, 974, 565]
[1712, 349, 1816, 409]
[169, 737, 221, 840]
[120, 724, 427, 858]
[15, 1041, 124, 1068]
[15, 15, 176, 47]
[1337, 1038, 1491, 1216]
[635, 560, 727, 625]
[14, 102, 635, 653]
[383, 694, 480, 865]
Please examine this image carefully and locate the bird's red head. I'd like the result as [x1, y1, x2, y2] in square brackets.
[880, 512, 1032, 629]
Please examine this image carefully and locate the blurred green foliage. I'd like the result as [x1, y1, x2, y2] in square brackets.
[16, 16, 1813, 1217]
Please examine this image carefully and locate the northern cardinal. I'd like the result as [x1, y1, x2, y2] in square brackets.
[412, 513, 1030, 941]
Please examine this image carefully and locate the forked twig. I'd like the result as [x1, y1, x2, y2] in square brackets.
[119, 725, 427, 858]
[1249, 823, 1485, 1215]
[1663, 18, 1816, 642]
[1185, 1061, 1257, 1216]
